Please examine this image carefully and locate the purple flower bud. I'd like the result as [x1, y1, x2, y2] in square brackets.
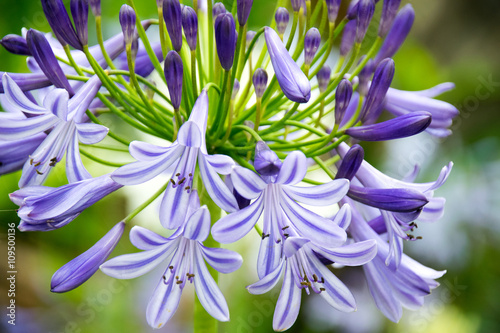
[51, 221, 125, 293]
[182, 6, 198, 51]
[246, 30, 257, 48]
[356, 0, 375, 44]
[358, 57, 374, 95]
[163, 0, 183, 52]
[326, 0, 341, 23]
[335, 144, 364, 180]
[290, 0, 302, 12]
[347, 0, 359, 20]
[304, 28, 321, 66]
[335, 79, 353, 125]
[374, 4, 415, 65]
[379, 0, 401, 37]
[215, 13, 237, 71]
[26, 29, 75, 96]
[119, 5, 136, 45]
[164, 50, 183, 109]
[0, 34, 31, 56]
[71, 0, 89, 46]
[340, 19, 357, 56]
[275, 7, 289, 36]
[316, 65, 331, 93]
[348, 186, 428, 213]
[232, 79, 240, 99]
[346, 111, 432, 141]
[254, 141, 282, 177]
[41, 0, 83, 50]
[237, 0, 253, 26]
[212, 2, 226, 19]
[339, 92, 360, 128]
[89, 0, 101, 16]
[360, 58, 394, 122]
[253, 68, 268, 98]
[264, 27, 310, 103]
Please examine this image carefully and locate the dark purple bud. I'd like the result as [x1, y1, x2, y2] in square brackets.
[182, 6, 198, 51]
[356, 0, 375, 44]
[348, 185, 428, 212]
[339, 92, 360, 128]
[291, 0, 302, 12]
[246, 30, 257, 48]
[26, 29, 75, 96]
[316, 66, 331, 93]
[41, 0, 83, 50]
[340, 19, 357, 56]
[346, 111, 432, 141]
[51, 221, 125, 293]
[347, 0, 359, 20]
[119, 5, 136, 45]
[304, 28, 321, 66]
[237, 0, 253, 26]
[358, 57, 374, 95]
[335, 79, 353, 125]
[254, 141, 282, 177]
[212, 2, 226, 19]
[89, 0, 101, 16]
[374, 4, 414, 65]
[379, 0, 401, 37]
[360, 58, 394, 122]
[232, 79, 240, 99]
[71, 0, 89, 46]
[163, 0, 183, 52]
[253, 68, 268, 98]
[164, 51, 183, 109]
[335, 144, 364, 180]
[0, 34, 31, 56]
[215, 13, 237, 71]
[275, 7, 289, 36]
[325, 0, 341, 23]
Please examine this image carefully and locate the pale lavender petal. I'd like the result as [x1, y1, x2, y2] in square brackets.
[282, 178, 349, 206]
[183, 206, 211, 241]
[193, 246, 230, 321]
[211, 194, 264, 243]
[2, 74, 46, 114]
[246, 261, 284, 295]
[9, 185, 51, 206]
[129, 140, 173, 161]
[312, 240, 377, 266]
[159, 182, 191, 229]
[0, 133, 45, 175]
[200, 245, 243, 274]
[75, 122, 109, 144]
[66, 133, 92, 183]
[177, 121, 202, 148]
[417, 197, 445, 222]
[272, 263, 302, 331]
[283, 237, 310, 258]
[413, 82, 455, 98]
[67, 75, 103, 122]
[187, 89, 209, 153]
[334, 204, 352, 230]
[0, 113, 59, 140]
[146, 277, 182, 329]
[43, 88, 69, 120]
[275, 151, 307, 185]
[204, 154, 234, 175]
[231, 166, 267, 200]
[129, 226, 170, 250]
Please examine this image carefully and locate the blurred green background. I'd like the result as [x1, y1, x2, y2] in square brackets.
[1, 0, 499, 332]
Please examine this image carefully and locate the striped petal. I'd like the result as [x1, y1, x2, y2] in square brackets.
[275, 151, 307, 185]
[282, 178, 349, 206]
[231, 166, 267, 200]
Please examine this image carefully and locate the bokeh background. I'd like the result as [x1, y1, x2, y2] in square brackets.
[1, 0, 499, 332]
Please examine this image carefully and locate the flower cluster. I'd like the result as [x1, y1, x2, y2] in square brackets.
[1, 0, 458, 331]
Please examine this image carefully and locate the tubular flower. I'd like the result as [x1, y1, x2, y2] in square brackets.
[100, 191, 243, 329]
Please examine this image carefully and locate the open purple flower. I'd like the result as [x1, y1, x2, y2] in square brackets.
[112, 90, 238, 229]
[10, 175, 122, 231]
[247, 226, 377, 331]
[0, 74, 107, 187]
[212, 146, 349, 278]
[348, 201, 445, 322]
[100, 191, 243, 329]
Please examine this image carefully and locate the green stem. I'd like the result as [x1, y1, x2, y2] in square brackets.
[123, 182, 169, 223]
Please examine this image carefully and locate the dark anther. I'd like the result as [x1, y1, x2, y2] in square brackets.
[178, 177, 186, 185]
[416, 236, 423, 240]
[34, 161, 41, 167]
[170, 179, 176, 185]
[176, 173, 180, 176]
[36, 169, 44, 175]
[320, 277, 325, 284]
[185, 186, 191, 190]
[283, 233, 289, 238]
[313, 274, 318, 282]
[169, 265, 174, 270]
[319, 287, 326, 292]
[189, 173, 193, 177]
[176, 280, 183, 284]
[282, 226, 289, 230]
[262, 233, 269, 239]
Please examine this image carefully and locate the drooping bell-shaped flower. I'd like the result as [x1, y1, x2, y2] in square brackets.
[304, 28, 321, 66]
[182, 6, 198, 51]
[379, 0, 401, 37]
[163, 0, 183, 52]
[100, 191, 243, 328]
[111, 90, 238, 229]
[355, 0, 375, 43]
[215, 13, 237, 71]
[252, 68, 268, 98]
[119, 5, 136, 46]
[0, 34, 31, 56]
[237, 0, 253, 26]
[360, 58, 395, 123]
[164, 51, 183, 110]
[41, 0, 83, 50]
[275, 7, 289, 37]
[264, 27, 310, 103]
[70, 0, 89, 46]
[10, 175, 122, 231]
[335, 79, 353, 125]
[51, 221, 125, 292]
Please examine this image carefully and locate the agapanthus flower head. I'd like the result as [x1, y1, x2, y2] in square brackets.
[335, 79, 353, 125]
[252, 68, 268, 99]
[265, 27, 310, 103]
[163, 0, 183, 52]
[0, 34, 31, 56]
[182, 6, 198, 51]
[100, 191, 243, 328]
[215, 13, 237, 71]
[356, 0, 375, 43]
[304, 28, 321, 66]
[51, 221, 125, 293]
[237, 0, 253, 26]
[41, 0, 83, 50]
[326, 0, 341, 23]
[275, 7, 289, 37]
[119, 5, 136, 46]
[70, 0, 89, 46]
[164, 50, 183, 110]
